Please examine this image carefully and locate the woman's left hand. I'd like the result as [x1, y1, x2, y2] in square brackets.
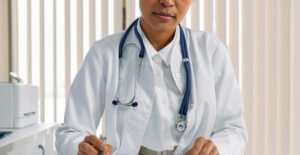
[185, 137, 220, 155]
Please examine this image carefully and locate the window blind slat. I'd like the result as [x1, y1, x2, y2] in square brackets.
[18, 0, 28, 82]
[77, 0, 83, 70]
[114, 0, 123, 32]
[65, 0, 70, 100]
[199, 0, 205, 31]
[101, 0, 109, 37]
[39, 0, 45, 122]
[290, 0, 300, 154]
[53, 0, 57, 122]
[253, 0, 267, 154]
[191, 0, 200, 30]
[95, 0, 102, 40]
[44, 0, 54, 123]
[265, 0, 279, 154]
[54, 0, 66, 123]
[27, 0, 32, 84]
[204, 0, 214, 33]
[89, 0, 95, 46]
[277, 0, 292, 154]
[12, 0, 19, 76]
[215, 0, 227, 45]
[125, 0, 136, 28]
[242, 0, 255, 154]
[229, 0, 240, 81]
[0, 0, 9, 82]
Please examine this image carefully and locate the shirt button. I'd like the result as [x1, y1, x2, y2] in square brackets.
[175, 73, 181, 78]
[190, 103, 194, 108]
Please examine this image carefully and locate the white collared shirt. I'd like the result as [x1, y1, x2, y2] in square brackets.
[137, 21, 186, 151]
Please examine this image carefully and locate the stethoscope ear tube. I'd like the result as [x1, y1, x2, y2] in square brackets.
[119, 18, 145, 59]
[119, 19, 139, 58]
[115, 18, 145, 108]
[134, 21, 145, 58]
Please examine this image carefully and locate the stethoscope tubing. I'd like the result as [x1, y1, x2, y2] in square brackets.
[114, 19, 144, 107]
[178, 24, 191, 116]
[115, 18, 191, 118]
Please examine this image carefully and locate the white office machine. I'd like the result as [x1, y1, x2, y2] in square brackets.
[0, 82, 39, 128]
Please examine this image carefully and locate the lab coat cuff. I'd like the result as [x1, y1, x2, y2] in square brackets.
[60, 132, 87, 155]
[211, 138, 232, 155]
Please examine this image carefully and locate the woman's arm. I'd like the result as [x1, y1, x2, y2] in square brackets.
[209, 40, 248, 155]
[55, 43, 106, 155]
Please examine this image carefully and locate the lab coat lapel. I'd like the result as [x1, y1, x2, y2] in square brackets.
[117, 28, 155, 154]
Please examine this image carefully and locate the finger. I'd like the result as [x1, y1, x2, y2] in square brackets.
[200, 140, 214, 155]
[209, 147, 218, 155]
[79, 141, 99, 155]
[105, 144, 113, 155]
[77, 151, 87, 155]
[185, 137, 206, 155]
[84, 135, 107, 152]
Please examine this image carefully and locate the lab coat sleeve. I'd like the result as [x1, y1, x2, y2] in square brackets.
[55, 43, 106, 155]
[210, 40, 248, 155]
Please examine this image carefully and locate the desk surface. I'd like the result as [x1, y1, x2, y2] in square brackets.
[0, 122, 58, 147]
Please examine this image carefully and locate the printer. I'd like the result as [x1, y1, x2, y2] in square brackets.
[0, 83, 39, 128]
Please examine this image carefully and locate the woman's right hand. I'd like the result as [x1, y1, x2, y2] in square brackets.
[78, 135, 112, 155]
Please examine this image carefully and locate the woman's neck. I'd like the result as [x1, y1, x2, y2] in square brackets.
[140, 18, 176, 51]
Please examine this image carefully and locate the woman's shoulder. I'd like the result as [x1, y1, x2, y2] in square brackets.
[93, 32, 123, 51]
[85, 32, 124, 59]
[182, 27, 223, 48]
[182, 27, 228, 66]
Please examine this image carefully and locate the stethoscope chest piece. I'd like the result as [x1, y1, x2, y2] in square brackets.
[176, 114, 187, 132]
[176, 120, 186, 132]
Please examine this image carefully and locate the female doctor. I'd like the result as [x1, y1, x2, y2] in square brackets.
[55, 0, 247, 154]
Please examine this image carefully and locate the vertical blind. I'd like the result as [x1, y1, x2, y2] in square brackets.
[242, 0, 300, 155]
[9, 0, 300, 154]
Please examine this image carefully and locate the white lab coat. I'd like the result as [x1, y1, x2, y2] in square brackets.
[55, 26, 247, 155]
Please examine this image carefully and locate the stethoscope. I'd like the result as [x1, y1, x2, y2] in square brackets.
[112, 18, 191, 133]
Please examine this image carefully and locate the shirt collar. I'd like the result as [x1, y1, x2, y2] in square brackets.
[137, 19, 180, 66]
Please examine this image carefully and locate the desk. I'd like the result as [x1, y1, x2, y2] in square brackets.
[0, 123, 58, 155]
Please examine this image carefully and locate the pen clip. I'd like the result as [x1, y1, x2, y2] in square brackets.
[99, 134, 107, 144]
